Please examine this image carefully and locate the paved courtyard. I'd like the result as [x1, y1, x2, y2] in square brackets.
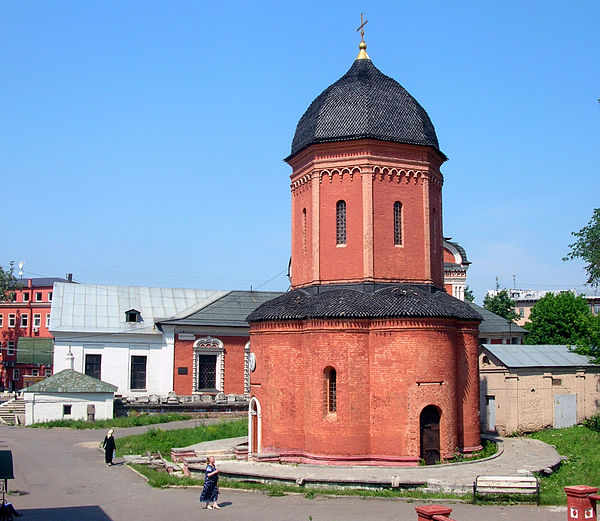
[0, 420, 568, 521]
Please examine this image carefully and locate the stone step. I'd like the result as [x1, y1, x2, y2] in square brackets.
[0, 398, 25, 425]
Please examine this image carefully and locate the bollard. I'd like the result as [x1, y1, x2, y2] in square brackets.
[564, 485, 598, 520]
[415, 505, 454, 521]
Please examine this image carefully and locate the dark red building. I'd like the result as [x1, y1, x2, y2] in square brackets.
[247, 39, 482, 465]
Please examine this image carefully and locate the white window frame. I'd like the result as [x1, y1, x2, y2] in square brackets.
[7, 341, 14, 355]
[35, 291, 43, 302]
[48, 292, 52, 302]
[21, 314, 28, 328]
[0, 315, 3, 328]
[45, 368, 52, 377]
[8, 314, 16, 328]
[22, 292, 29, 302]
[192, 337, 225, 393]
[46, 313, 51, 328]
[32, 369, 39, 377]
[33, 314, 41, 328]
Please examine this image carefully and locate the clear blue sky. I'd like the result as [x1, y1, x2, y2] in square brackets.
[1, 1, 598, 303]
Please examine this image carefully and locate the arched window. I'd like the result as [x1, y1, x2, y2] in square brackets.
[336, 200, 346, 245]
[302, 208, 307, 253]
[393, 201, 402, 245]
[324, 366, 337, 413]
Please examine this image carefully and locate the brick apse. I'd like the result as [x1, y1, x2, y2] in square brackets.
[247, 38, 482, 466]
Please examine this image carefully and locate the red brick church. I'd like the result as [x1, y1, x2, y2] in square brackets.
[247, 34, 482, 465]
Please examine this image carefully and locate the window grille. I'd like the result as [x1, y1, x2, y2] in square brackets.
[336, 200, 346, 245]
[394, 201, 402, 245]
[324, 367, 337, 413]
[130, 355, 147, 390]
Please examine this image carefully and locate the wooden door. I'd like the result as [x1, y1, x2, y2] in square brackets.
[420, 405, 440, 465]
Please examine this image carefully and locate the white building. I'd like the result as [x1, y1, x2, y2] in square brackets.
[22, 368, 117, 425]
[50, 283, 227, 398]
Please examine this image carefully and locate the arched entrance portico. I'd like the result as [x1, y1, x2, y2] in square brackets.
[420, 405, 441, 465]
[248, 396, 262, 459]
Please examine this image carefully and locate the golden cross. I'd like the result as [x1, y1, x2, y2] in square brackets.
[357, 13, 368, 41]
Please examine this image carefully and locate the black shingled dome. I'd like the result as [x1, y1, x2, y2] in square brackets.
[247, 284, 481, 323]
[288, 58, 444, 160]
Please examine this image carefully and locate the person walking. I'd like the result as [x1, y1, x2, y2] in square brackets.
[199, 456, 220, 509]
[102, 428, 116, 467]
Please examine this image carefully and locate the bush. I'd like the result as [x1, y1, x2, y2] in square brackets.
[584, 415, 600, 433]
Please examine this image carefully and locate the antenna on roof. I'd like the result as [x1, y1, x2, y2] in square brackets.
[18, 261, 24, 278]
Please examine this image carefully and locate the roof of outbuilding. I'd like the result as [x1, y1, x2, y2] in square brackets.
[288, 58, 444, 160]
[247, 284, 481, 323]
[467, 302, 527, 335]
[158, 290, 285, 328]
[482, 344, 598, 369]
[22, 369, 117, 393]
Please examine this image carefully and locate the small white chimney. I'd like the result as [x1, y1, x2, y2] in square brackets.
[66, 347, 74, 370]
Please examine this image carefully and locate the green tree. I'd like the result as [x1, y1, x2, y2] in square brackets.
[483, 289, 518, 322]
[0, 264, 20, 302]
[563, 208, 600, 288]
[524, 292, 599, 361]
[464, 285, 475, 303]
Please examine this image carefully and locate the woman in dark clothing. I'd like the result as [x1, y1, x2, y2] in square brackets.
[102, 428, 116, 467]
[199, 456, 220, 509]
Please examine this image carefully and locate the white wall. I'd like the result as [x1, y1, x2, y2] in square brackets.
[53, 332, 174, 398]
[23, 392, 114, 425]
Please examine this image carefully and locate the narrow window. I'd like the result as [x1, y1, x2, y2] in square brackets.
[46, 313, 51, 328]
[13, 369, 20, 379]
[432, 208, 438, 253]
[7, 341, 15, 356]
[45, 368, 52, 377]
[8, 314, 15, 328]
[130, 355, 147, 390]
[35, 292, 43, 302]
[48, 292, 53, 302]
[33, 314, 41, 328]
[22, 292, 29, 302]
[324, 366, 337, 413]
[393, 201, 403, 245]
[85, 354, 102, 380]
[21, 314, 28, 328]
[302, 208, 307, 253]
[63, 404, 72, 416]
[0, 315, 3, 327]
[336, 200, 346, 245]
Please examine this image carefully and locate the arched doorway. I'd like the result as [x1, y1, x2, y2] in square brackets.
[248, 397, 262, 459]
[420, 405, 441, 465]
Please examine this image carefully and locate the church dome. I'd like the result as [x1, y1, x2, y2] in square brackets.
[288, 56, 444, 160]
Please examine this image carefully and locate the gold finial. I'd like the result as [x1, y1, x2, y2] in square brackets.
[356, 13, 370, 60]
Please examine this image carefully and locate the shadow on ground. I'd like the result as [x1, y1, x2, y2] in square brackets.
[16, 505, 112, 521]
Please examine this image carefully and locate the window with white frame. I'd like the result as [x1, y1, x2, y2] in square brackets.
[46, 314, 51, 328]
[22, 292, 29, 302]
[8, 314, 15, 328]
[0, 314, 3, 327]
[7, 341, 14, 355]
[48, 292, 52, 302]
[45, 368, 51, 377]
[193, 337, 225, 392]
[33, 314, 41, 328]
[32, 369, 39, 377]
[35, 292, 43, 302]
[21, 314, 28, 328]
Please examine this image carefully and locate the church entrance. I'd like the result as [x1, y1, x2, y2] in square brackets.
[420, 405, 440, 465]
[248, 397, 262, 459]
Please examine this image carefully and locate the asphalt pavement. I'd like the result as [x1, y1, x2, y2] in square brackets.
[0, 419, 568, 521]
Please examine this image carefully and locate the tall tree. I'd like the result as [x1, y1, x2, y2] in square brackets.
[464, 285, 475, 303]
[483, 289, 519, 322]
[563, 208, 600, 288]
[524, 292, 599, 360]
[0, 264, 20, 302]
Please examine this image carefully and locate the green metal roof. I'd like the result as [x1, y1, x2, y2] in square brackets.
[16, 337, 53, 365]
[22, 369, 117, 393]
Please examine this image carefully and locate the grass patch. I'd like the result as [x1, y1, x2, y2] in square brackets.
[437, 439, 497, 464]
[529, 425, 600, 505]
[117, 419, 247, 456]
[129, 464, 463, 500]
[29, 412, 193, 429]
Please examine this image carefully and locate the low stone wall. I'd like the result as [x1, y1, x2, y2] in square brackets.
[114, 392, 249, 416]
